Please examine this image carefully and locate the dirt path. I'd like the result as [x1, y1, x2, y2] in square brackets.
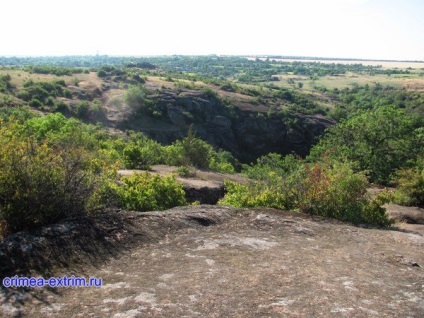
[1, 206, 423, 317]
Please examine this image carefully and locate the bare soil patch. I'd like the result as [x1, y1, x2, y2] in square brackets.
[118, 165, 247, 189]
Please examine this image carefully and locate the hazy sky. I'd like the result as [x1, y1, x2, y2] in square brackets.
[2, 0, 423, 60]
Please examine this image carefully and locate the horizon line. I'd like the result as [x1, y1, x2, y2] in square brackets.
[0, 54, 423, 63]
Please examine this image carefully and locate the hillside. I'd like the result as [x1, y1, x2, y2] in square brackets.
[0, 68, 334, 163]
[0, 56, 423, 317]
[2, 56, 424, 161]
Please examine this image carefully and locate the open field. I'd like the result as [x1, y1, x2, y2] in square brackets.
[250, 57, 424, 70]
[269, 73, 424, 92]
[0, 69, 101, 88]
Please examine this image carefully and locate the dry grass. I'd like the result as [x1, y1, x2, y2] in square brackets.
[270, 73, 424, 93]
[0, 70, 103, 89]
[254, 58, 424, 70]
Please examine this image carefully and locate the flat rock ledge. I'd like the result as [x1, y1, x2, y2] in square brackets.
[1, 205, 424, 317]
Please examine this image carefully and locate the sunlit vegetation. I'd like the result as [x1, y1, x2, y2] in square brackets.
[0, 110, 240, 233]
[0, 116, 115, 233]
[106, 172, 186, 212]
[0, 55, 423, 234]
[309, 106, 423, 184]
[220, 154, 392, 226]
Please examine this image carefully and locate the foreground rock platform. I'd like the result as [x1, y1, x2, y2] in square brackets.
[1, 205, 423, 317]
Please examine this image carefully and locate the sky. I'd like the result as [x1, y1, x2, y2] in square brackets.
[1, 0, 423, 60]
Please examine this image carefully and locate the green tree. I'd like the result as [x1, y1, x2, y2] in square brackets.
[125, 85, 147, 113]
[309, 107, 423, 184]
[180, 127, 212, 168]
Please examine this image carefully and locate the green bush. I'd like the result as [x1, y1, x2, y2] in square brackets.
[179, 128, 212, 168]
[18, 79, 68, 106]
[374, 189, 411, 207]
[163, 128, 213, 169]
[393, 164, 424, 207]
[309, 107, 423, 184]
[176, 166, 196, 177]
[29, 99, 43, 108]
[109, 172, 186, 211]
[220, 159, 392, 227]
[295, 161, 391, 226]
[125, 85, 147, 112]
[209, 150, 238, 173]
[220, 181, 291, 210]
[163, 144, 185, 166]
[243, 153, 302, 181]
[76, 101, 90, 118]
[0, 74, 13, 93]
[122, 144, 155, 170]
[0, 119, 111, 233]
[53, 101, 69, 114]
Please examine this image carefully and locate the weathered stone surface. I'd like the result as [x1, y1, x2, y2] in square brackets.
[208, 115, 231, 128]
[184, 186, 225, 205]
[385, 204, 424, 224]
[1, 205, 423, 317]
[134, 89, 334, 162]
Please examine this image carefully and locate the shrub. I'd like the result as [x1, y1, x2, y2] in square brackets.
[122, 144, 154, 170]
[162, 128, 212, 169]
[201, 87, 218, 98]
[109, 172, 186, 211]
[0, 74, 13, 93]
[220, 181, 291, 210]
[125, 85, 147, 112]
[18, 79, 69, 106]
[0, 120, 110, 232]
[176, 166, 196, 177]
[163, 144, 185, 166]
[209, 150, 238, 173]
[374, 189, 411, 207]
[243, 153, 302, 181]
[179, 128, 212, 168]
[91, 100, 106, 119]
[295, 161, 391, 225]
[109, 96, 123, 109]
[120, 133, 164, 169]
[29, 99, 43, 108]
[53, 101, 69, 114]
[393, 164, 424, 207]
[76, 101, 90, 118]
[98, 70, 107, 77]
[220, 159, 392, 227]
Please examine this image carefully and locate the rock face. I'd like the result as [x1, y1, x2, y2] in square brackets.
[1, 205, 423, 317]
[230, 112, 334, 161]
[127, 89, 334, 162]
[183, 185, 225, 205]
[385, 204, 424, 224]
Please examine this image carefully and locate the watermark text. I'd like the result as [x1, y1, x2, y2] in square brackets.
[2, 275, 102, 288]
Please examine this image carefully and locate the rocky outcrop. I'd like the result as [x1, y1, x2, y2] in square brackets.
[385, 204, 424, 224]
[183, 185, 225, 205]
[230, 112, 334, 161]
[1, 205, 423, 317]
[140, 89, 334, 162]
